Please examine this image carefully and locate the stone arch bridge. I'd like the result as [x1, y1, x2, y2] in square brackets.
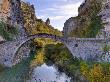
[0, 33, 110, 67]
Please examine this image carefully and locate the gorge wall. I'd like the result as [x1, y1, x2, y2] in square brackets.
[63, 0, 103, 38]
[0, 0, 26, 40]
[20, 1, 61, 36]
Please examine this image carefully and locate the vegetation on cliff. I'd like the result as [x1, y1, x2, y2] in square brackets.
[69, 0, 103, 38]
[0, 21, 18, 40]
[21, 1, 62, 47]
[21, 2, 61, 36]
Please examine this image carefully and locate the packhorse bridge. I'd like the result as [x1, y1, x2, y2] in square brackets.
[0, 0, 110, 67]
[0, 33, 110, 67]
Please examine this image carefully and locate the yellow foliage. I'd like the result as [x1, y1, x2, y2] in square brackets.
[81, 63, 110, 82]
[89, 64, 104, 82]
[30, 51, 44, 67]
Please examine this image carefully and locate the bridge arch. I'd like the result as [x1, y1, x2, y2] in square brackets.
[13, 33, 64, 63]
[16, 33, 64, 51]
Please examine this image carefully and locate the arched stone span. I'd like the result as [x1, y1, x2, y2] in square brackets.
[16, 33, 63, 52]
[14, 33, 64, 58]
[28, 33, 63, 42]
[0, 33, 63, 67]
[12, 33, 64, 66]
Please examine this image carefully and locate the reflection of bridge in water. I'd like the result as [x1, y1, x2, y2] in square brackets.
[0, 33, 110, 67]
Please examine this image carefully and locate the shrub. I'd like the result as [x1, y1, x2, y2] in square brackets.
[0, 21, 18, 40]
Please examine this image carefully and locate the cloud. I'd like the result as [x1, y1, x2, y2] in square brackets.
[39, 2, 82, 17]
[38, 2, 82, 30]
[57, 2, 81, 16]
[38, 15, 65, 21]
[34, 0, 83, 30]
[49, 16, 65, 20]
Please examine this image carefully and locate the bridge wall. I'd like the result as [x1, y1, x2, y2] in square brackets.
[0, 39, 31, 67]
[65, 38, 110, 62]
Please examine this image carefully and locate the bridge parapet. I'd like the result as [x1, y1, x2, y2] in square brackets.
[67, 37, 110, 42]
[28, 33, 63, 42]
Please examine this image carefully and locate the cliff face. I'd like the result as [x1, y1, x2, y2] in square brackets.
[0, 0, 22, 25]
[20, 1, 62, 36]
[21, 1, 37, 34]
[0, 0, 26, 41]
[98, 0, 110, 38]
[0, 0, 10, 22]
[63, 0, 103, 38]
[63, 17, 77, 37]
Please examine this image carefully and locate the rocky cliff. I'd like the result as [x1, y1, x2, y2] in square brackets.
[20, 1, 61, 36]
[0, 0, 26, 40]
[63, 0, 104, 38]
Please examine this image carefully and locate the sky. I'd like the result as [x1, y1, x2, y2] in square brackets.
[22, 0, 84, 31]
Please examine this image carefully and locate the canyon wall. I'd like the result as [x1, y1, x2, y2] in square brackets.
[0, 0, 26, 40]
[0, 0, 10, 22]
[63, 0, 103, 38]
[0, 0, 22, 25]
[20, 1, 61, 36]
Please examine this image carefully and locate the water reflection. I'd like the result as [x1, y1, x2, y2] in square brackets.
[28, 63, 71, 82]
[0, 48, 72, 82]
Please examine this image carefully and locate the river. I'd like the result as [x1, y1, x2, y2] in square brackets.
[27, 63, 71, 82]
[0, 48, 72, 82]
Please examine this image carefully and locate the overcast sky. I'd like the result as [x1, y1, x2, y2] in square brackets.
[22, 0, 84, 31]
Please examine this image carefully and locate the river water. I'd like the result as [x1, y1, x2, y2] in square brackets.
[27, 63, 71, 82]
[0, 49, 72, 82]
